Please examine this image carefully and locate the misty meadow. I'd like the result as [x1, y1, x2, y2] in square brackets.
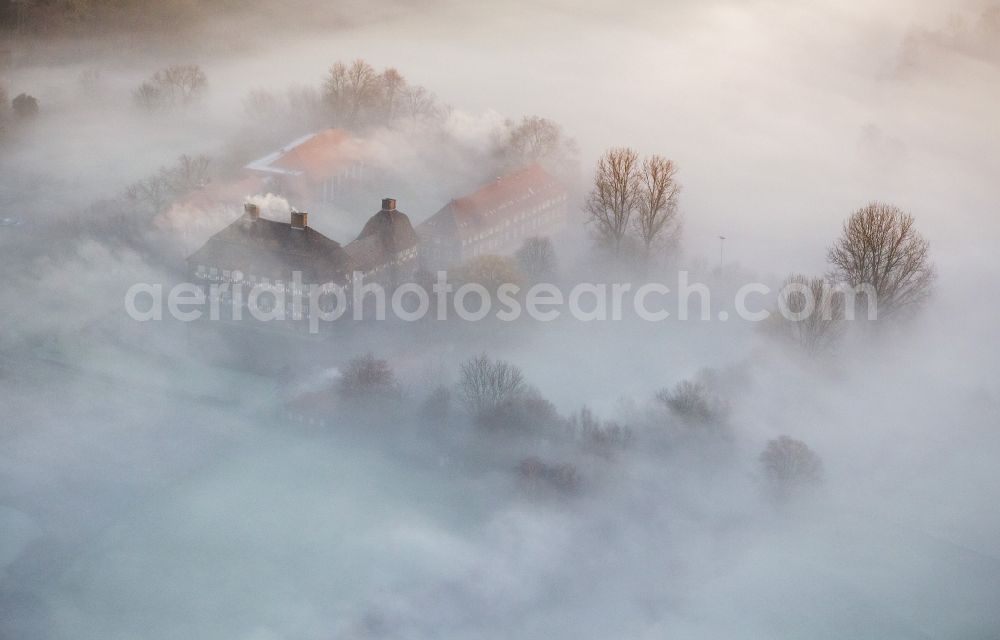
[1, 1, 999, 638]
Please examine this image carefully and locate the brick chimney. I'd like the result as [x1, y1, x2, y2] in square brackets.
[381, 198, 397, 211]
[245, 202, 260, 221]
[290, 210, 308, 229]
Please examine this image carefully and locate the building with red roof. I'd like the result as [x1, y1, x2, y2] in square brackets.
[186, 163, 568, 309]
[416, 163, 569, 269]
[245, 128, 374, 207]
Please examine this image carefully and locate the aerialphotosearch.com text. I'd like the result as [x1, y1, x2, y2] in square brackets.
[124, 270, 878, 333]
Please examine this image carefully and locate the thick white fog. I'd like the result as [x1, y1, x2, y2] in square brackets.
[1, 0, 999, 638]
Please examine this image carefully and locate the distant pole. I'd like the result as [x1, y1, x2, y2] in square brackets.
[718, 235, 726, 270]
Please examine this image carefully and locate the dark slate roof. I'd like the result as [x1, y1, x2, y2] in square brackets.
[188, 213, 350, 280]
[345, 207, 419, 273]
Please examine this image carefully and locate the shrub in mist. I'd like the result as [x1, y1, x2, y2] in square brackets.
[480, 385, 561, 432]
[133, 64, 207, 112]
[567, 406, 634, 458]
[517, 456, 580, 496]
[656, 379, 729, 428]
[759, 436, 824, 504]
[11, 93, 39, 119]
[515, 236, 558, 283]
[337, 353, 400, 400]
[763, 274, 845, 355]
[457, 354, 525, 423]
[133, 82, 164, 112]
[125, 154, 212, 216]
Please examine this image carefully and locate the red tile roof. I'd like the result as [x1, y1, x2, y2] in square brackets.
[246, 129, 369, 182]
[419, 164, 566, 239]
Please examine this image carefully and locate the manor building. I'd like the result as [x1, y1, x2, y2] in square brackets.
[186, 165, 568, 295]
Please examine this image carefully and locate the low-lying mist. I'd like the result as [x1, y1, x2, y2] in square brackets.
[1, 1, 999, 638]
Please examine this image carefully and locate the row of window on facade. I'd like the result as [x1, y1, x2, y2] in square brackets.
[358, 245, 419, 277]
[478, 193, 566, 220]
[461, 205, 563, 249]
[456, 195, 561, 231]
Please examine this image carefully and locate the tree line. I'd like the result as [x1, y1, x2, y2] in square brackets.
[328, 350, 821, 504]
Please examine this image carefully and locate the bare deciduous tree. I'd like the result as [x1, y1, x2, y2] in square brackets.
[759, 436, 823, 502]
[124, 154, 212, 215]
[498, 116, 577, 170]
[827, 202, 935, 319]
[125, 175, 171, 215]
[656, 379, 728, 426]
[458, 354, 525, 418]
[323, 59, 380, 127]
[515, 236, 557, 282]
[378, 67, 406, 123]
[133, 64, 206, 111]
[132, 82, 163, 111]
[153, 64, 207, 105]
[399, 85, 440, 123]
[568, 406, 633, 458]
[586, 147, 640, 255]
[767, 274, 845, 354]
[165, 154, 211, 193]
[634, 155, 681, 261]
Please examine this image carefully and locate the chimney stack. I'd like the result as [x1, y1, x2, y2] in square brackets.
[381, 197, 397, 211]
[290, 210, 308, 230]
[245, 202, 260, 221]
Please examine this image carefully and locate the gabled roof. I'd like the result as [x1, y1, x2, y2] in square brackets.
[244, 129, 368, 182]
[418, 163, 566, 240]
[189, 213, 350, 279]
